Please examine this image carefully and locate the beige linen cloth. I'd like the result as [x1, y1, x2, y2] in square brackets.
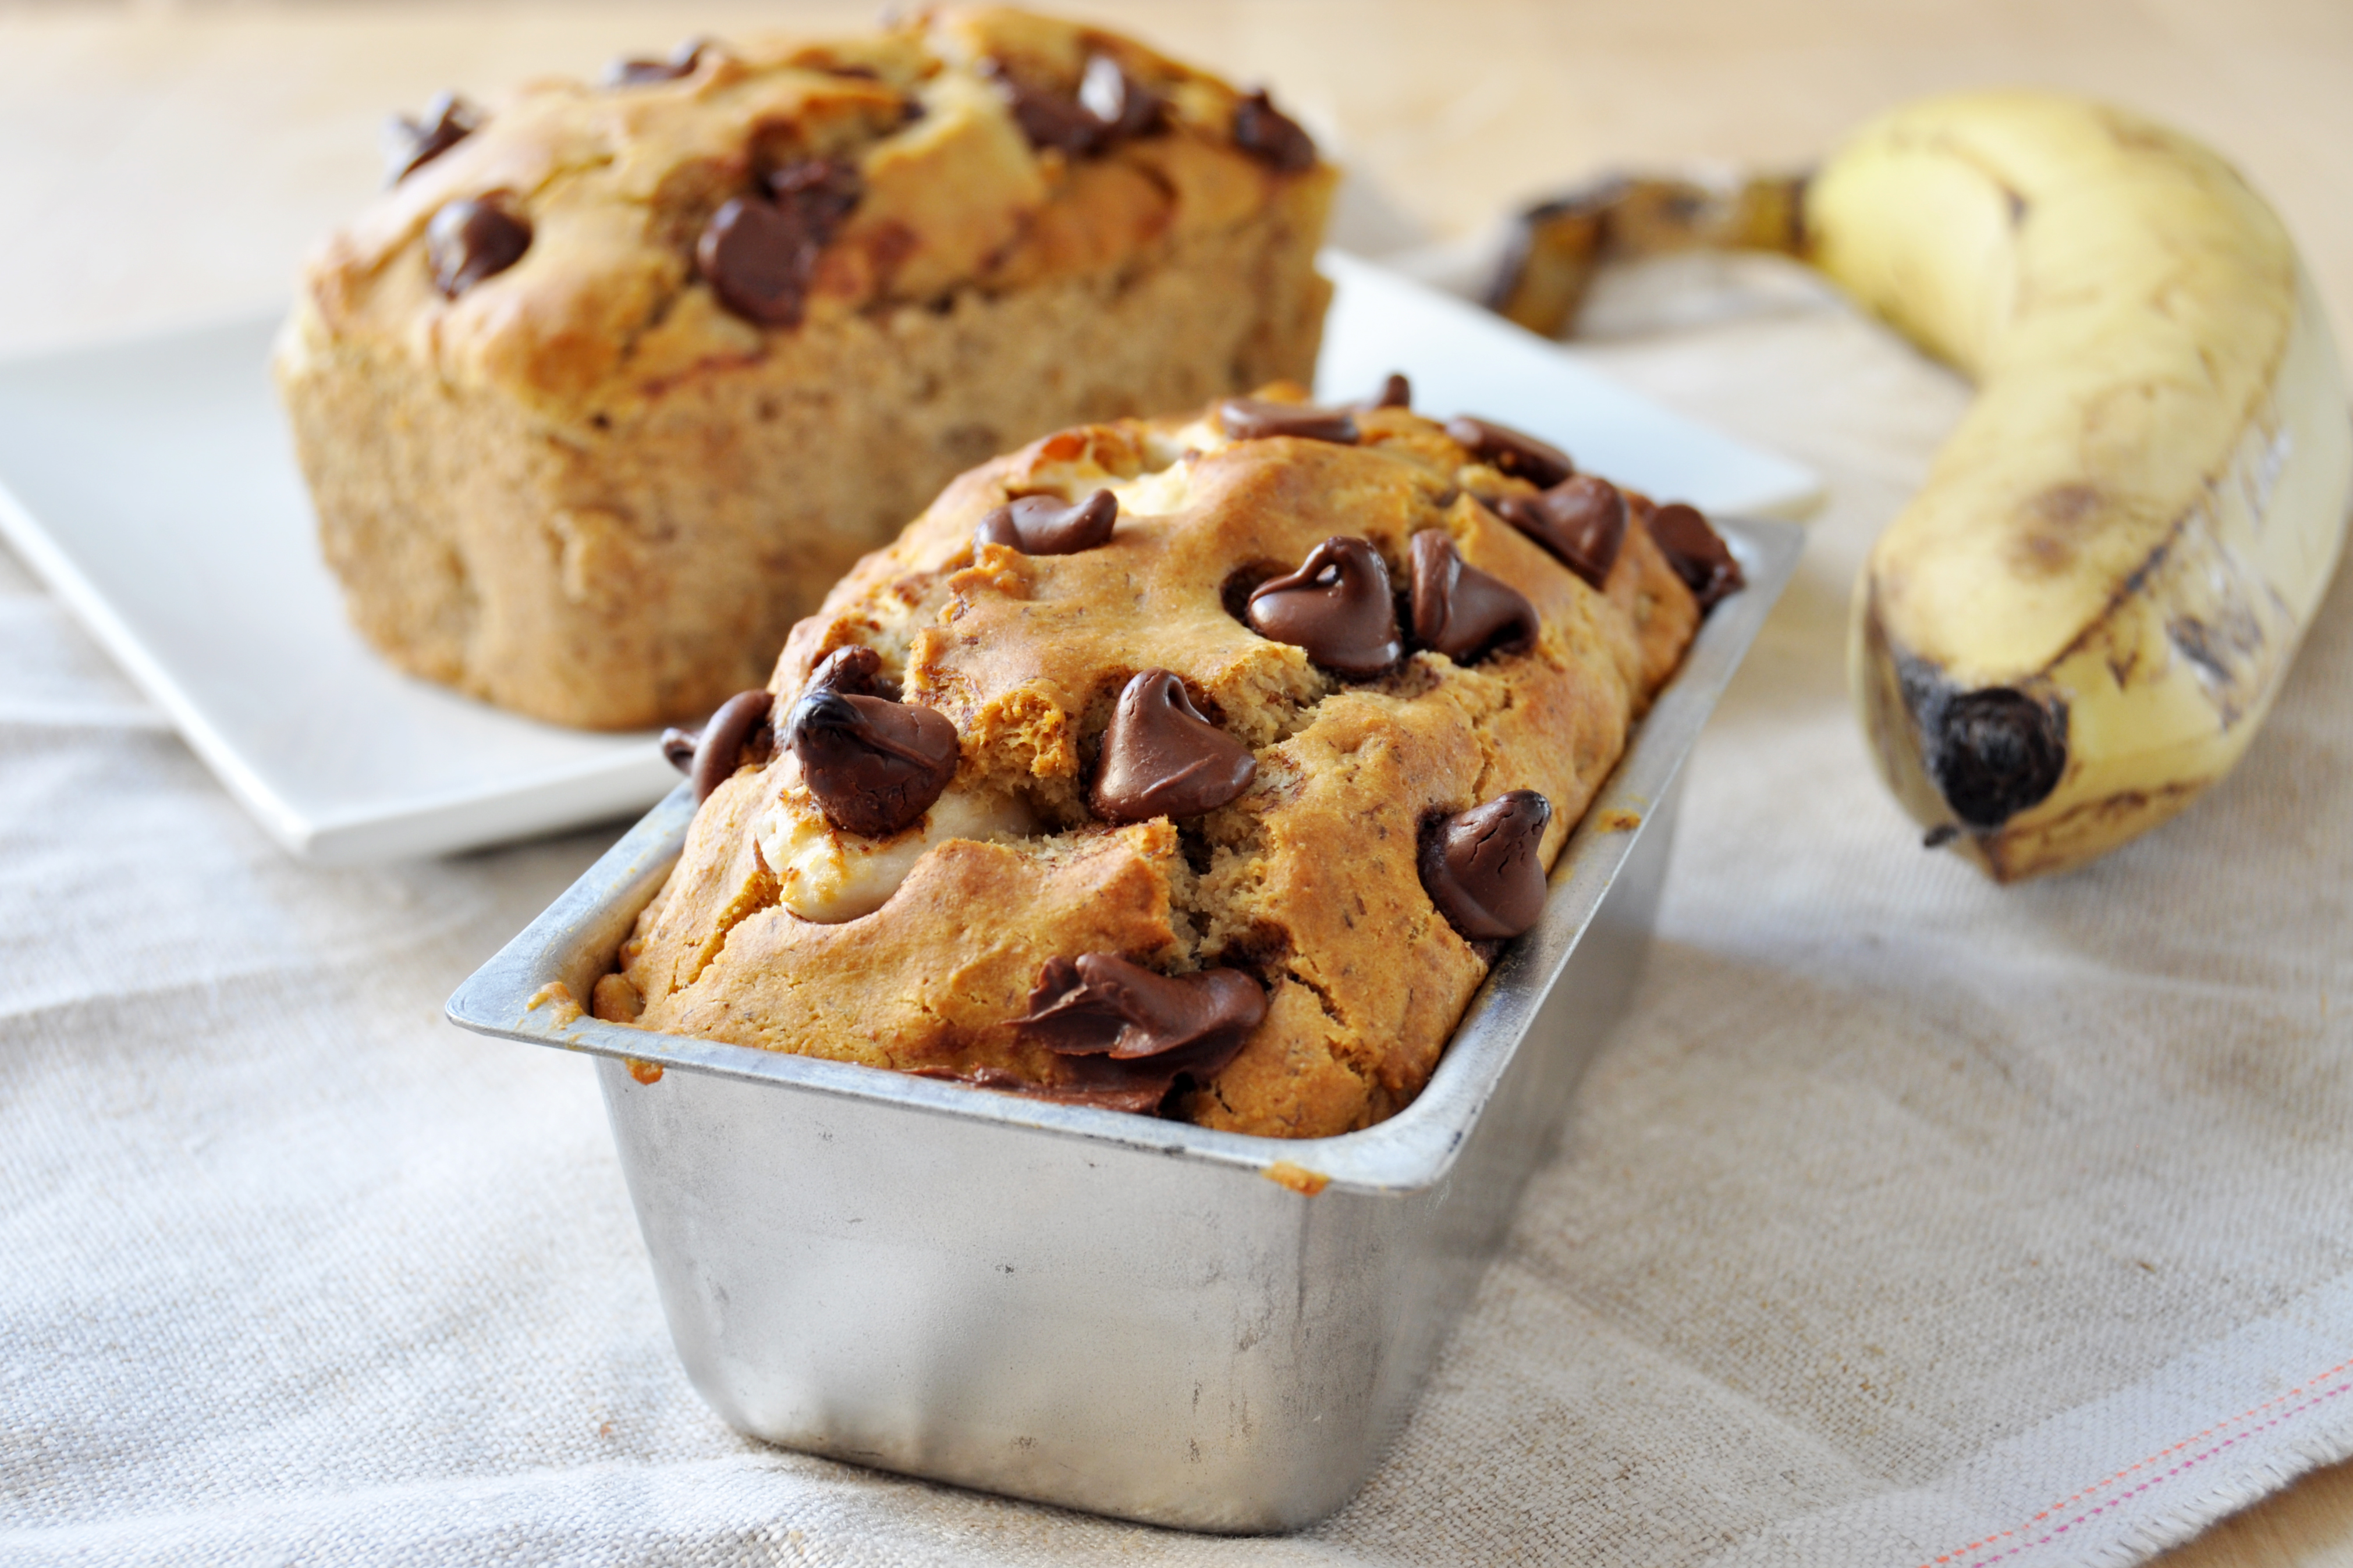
[3, 257, 2350, 1567]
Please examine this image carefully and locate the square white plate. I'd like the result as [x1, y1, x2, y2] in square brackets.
[0, 251, 1819, 865]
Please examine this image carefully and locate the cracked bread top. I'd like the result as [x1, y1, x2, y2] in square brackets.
[599, 386, 1705, 1139]
[290, 6, 1331, 426]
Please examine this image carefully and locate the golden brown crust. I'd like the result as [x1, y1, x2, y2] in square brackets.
[275, 6, 1335, 727]
[605, 391, 1704, 1137]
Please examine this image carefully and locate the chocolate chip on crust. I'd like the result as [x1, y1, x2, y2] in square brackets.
[1091, 670, 1258, 823]
[697, 159, 863, 328]
[1446, 415, 1574, 489]
[1231, 88, 1316, 173]
[785, 685, 959, 838]
[805, 644, 889, 699]
[384, 93, 482, 185]
[982, 53, 1164, 155]
[1246, 536, 1402, 677]
[427, 195, 532, 297]
[1408, 530, 1539, 663]
[1646, 502, 1745, 610]
[979, 57, 1106, 154]
[1495, 475, 1628, 590]
[603, 38, 714, 88]
[697, 197, 810, 325]
[1014, 954, 1266, 1072]
[1077, 54, 1165, 141]
[688, 688, 776, 803]
[1218, 397, 1360, 445]
[1419, 790, 1553, 940]
[974, 489, 1119, 555]
[766, 157, 865, 232]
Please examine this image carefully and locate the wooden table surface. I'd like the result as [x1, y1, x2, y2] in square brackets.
[3, 3, 2347, 1562]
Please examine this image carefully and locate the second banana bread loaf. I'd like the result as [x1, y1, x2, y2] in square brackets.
[275, 6, 1335, 728]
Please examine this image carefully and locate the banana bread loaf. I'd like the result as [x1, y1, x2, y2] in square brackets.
[592, 382, 1741, 1139]
[274, 6, 1335, 728]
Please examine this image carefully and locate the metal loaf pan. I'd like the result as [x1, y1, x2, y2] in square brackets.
[448, 517, 1801, 1533]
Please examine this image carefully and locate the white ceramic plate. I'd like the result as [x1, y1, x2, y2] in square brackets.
[0, 252, 1820, 865]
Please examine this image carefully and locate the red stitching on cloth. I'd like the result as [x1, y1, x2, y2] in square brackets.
[1913, 1356, 2353, 1568]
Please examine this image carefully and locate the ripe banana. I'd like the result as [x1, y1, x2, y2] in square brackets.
[1489, 91, 2351, 881]
[1811, 91, 2350, 880]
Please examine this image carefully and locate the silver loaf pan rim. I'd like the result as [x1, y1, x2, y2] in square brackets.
[447, 515, 1804, 1190]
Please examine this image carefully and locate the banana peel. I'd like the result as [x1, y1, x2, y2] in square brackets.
[1492, 91, 2352, 881]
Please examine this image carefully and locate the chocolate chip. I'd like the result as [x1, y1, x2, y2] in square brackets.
[384, 93, 482, 185]
[660, 727, 698, 773]
[1077, 54, 1163, 141]
[1409, 530, 1539, 663]
[974, 489, 1118, 556]
[603, 38, 711, 88]
[1013, 955, 1266, 1075]
[1231, 88, 1316, 173]
[766, 157, 864, 232]
[785, 684, 959, 839]
[1247, 536, 1402, 677]
[697, 159, 863, 328]
[1091, 670, 1258, 823]
[426, 196, 532, 297]
[697, 197, 810, 326]
[1218, 397, 1360, 445]
[1419, 790, 1553, 940]
[979, 58, 1105, 155]
[981, 53, 1163, 156]
[1496, 475, 1628, 590]
[1361, 372, 1411, 411]
[688, 688, 775, 803]
[1446, 415, 1574, 489]
[806, 643, 888, 699]
[1645, 502, 1744, 610]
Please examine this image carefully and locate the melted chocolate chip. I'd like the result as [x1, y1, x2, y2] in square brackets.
[1645, 502, 1745, 609]
[1077, 54, 1164, 141]
[974, 489, 1118, 556]
[1231, 88, 1317, 172]
[688, 688, 775, 803]
[1409, 530, 1539, 663]
[660, 727, 699, 773]
[785, 684, 959, 839]
[1091, 670, 1258, 823]
[697, 197, 810, 326]
[1362, 372, 1412, 411]
[1246, 536, 1402, 677]
[1446, 415, 1575, 489]
[602, 37, 712, 87]
[908, 1062, 1172, 1115]
[1218, 397, 1360, 445]
[1496, 475, 1628, 590]
[1014, 955, 1266, 1074]
[426, 196, 532, 297]
[384, 93, 482, 185]
[1419, 790, 1553, 940]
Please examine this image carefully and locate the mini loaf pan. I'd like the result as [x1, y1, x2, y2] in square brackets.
[448, 517, 1802, 1533]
